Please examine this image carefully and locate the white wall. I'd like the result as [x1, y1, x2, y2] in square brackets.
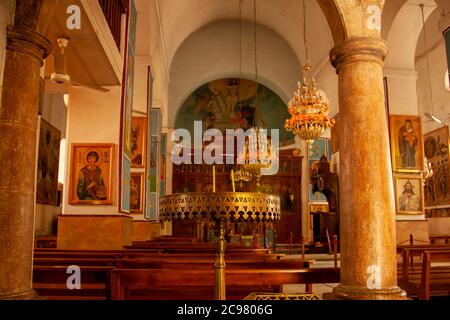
[168, 20, 301, 128]
[416, 41, 450, 134]
[149, 0, 170, 127]
[63, 86, 122, 215]
[415, 2, 450, 133]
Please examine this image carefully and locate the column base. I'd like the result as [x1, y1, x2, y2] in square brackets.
[332, 284, 407, 300]
[0, 289, 37, 300]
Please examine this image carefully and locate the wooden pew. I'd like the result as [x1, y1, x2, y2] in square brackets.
[34, 236, 57, 248]
[32, 250, 307, 299]
[397, 244, 450, 271]
[33, 256, 311, 269]
[110, 268, 340, 300]
[429, 234, 450, 244]
[419, 250, 450, 300]
[34, 250, 284, 261]
[33, 266, 114, 300]
[398, 247, 450, 299]
[114, 258, 314, 270]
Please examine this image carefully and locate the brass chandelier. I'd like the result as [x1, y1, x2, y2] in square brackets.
[235, 0, 277, 188]
[284, 0, 334, 145]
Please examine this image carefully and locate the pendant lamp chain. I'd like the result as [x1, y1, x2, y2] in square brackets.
[420, 4, 435, 117]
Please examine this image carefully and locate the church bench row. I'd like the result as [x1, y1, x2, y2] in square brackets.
[32, 259, 317, 299]
[419, 250, 450, 300]
[398, 249, 450, 299]
[123, 245, 272, 254]
[429, 234, 450, 244]
[33, 257, 314, 269]
[34, 251, 285, 260]
[33, 266, 113, 300]
[127, 243, 247, 248]
[398, 244, 450, 273]
[35, 246, 274, 254]
[110, 268, 341, 300]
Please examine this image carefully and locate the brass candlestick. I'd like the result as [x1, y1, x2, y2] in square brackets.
[214, 216, 226, 300]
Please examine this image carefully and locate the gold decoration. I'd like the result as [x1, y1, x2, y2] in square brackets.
[159, 192, 281, 222]
[244, 292, 321, 300]
[285, 66, 335, 145]
[284, 0, 334, 145]
[237, 128, 278, 187]
[160, 191, 281, 300]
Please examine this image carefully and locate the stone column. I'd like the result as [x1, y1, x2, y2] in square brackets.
[329, 37, 406, 300]
[0, 6, 52, 299]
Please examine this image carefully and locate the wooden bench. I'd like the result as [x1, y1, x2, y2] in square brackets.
[34, 236, 57, 248]
[34, 250, 285, 261]
[397, 244, 450, 271]
[110, 268, 340, 300]
[33, 256, 312, 269]
[33, 265, 114, 300]
[429, 234, 450, 244]
[419, 250, 450, 300]
[32, 251, 310, 299]
[398, 247, 450, 299]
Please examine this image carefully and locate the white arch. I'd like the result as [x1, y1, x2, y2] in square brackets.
[385, 0, 437, 70]
[168, 20, 301, 127]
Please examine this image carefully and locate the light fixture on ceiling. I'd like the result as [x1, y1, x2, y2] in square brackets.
[284, 0, 334, 146]
[234, 0, 252, 185]
[236, 0, 277, 188]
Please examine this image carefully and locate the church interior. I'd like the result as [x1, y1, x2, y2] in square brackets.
[0, 0, 450, 301]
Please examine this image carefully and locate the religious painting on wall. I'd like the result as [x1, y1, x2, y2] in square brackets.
[389, 115, 424, 172]
[68, 144, 114, 205]
[146, 108, 162, 221]
[309, 138, 331, 160]
[131, 116, 146, 168]
[123, 49, 135, 158]
[36, 118, 61, 206]
[175, 78, 295, 147]
[309, 160, 327, 203]
[423, 126, 450, 207]
[331, 114, 339, 154]
[393, 174, 424, 215]
[130, 172, 144, 213]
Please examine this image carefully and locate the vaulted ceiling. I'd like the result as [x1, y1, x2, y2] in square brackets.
[132, 0, 450, 127]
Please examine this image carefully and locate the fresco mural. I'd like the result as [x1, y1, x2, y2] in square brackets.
[175, 78, 294, 146]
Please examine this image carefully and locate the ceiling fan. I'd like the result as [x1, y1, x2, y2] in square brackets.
[47, 37, 109, 93]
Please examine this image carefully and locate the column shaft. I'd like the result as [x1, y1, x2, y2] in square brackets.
[330, 38, 406, 300]
[0, 24, 51, 299]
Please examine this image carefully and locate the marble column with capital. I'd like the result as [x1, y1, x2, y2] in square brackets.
[0, 0, 56, 299]
[329, 37, 406, 300]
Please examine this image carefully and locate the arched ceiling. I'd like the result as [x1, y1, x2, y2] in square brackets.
[168, 20, 302, 127]
[156, 0, 334, 72]
[384, 0, 437, 70]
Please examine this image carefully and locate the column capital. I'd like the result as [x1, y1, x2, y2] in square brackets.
[6, 25, 52, 65]
[330, 37, 389, 73]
